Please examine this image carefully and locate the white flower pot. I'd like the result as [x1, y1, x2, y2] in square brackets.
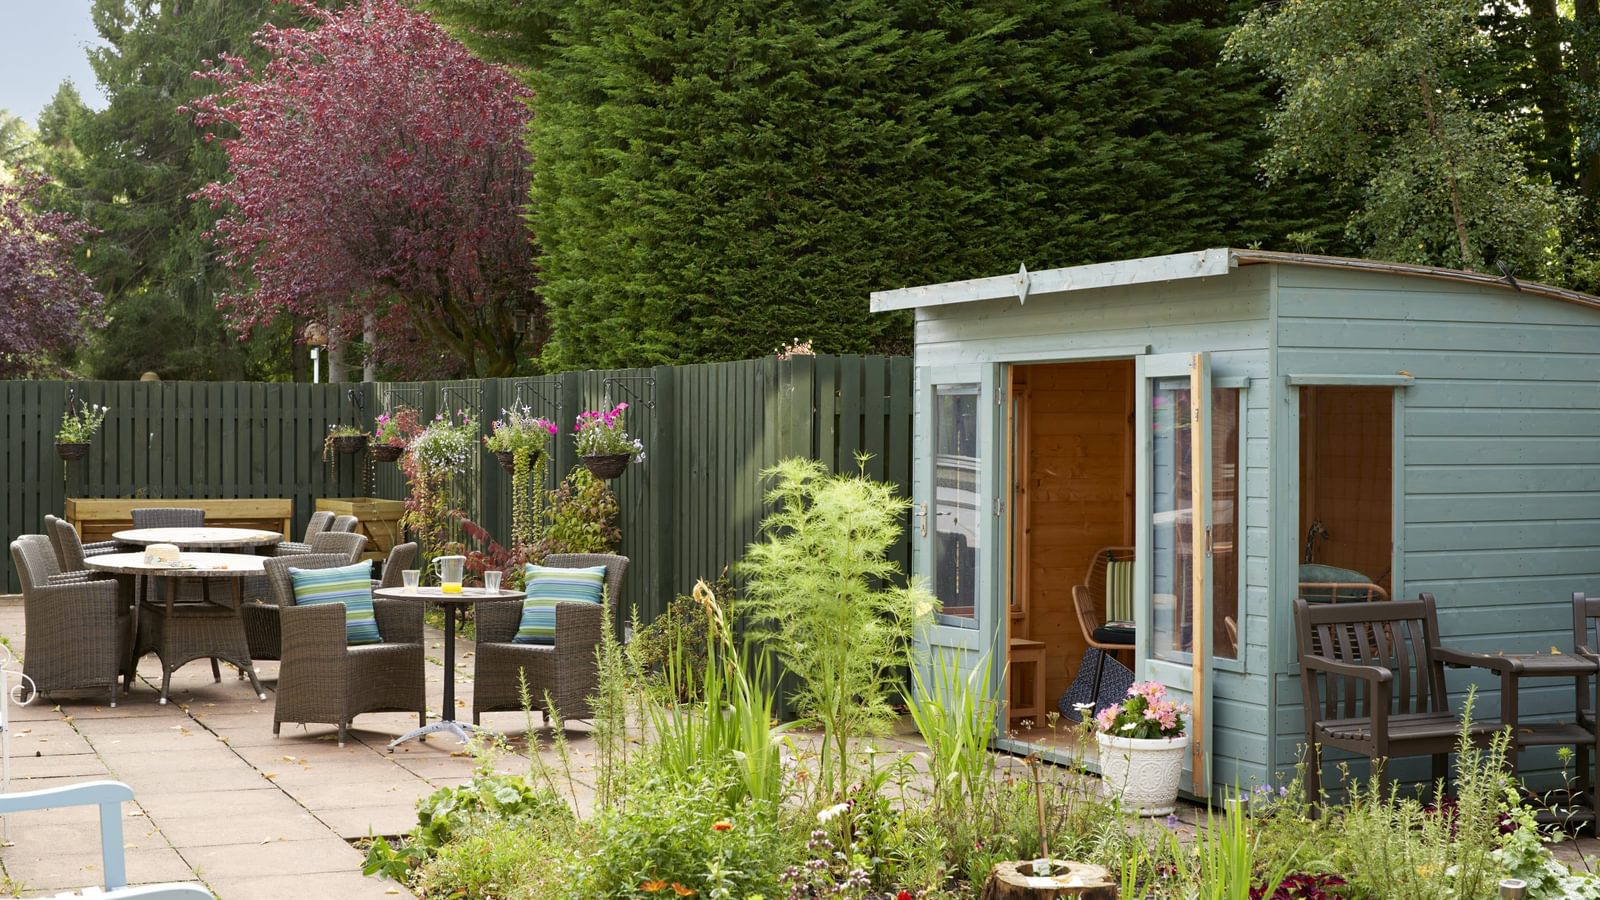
[1095, 731, 1189, 816]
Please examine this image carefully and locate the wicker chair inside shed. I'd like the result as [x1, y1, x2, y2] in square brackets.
[130, 508, 205, 529]
[272, 510, 334, 556]
[1071, 547, 1136, 710]
[10, 536, 128, 706]
[473, 553, 629, 725]
[271, 558, 426, 746]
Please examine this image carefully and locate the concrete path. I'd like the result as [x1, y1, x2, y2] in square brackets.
[0, 595, 589, 899]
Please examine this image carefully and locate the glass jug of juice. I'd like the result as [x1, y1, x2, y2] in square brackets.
[433, 555, 466, 593]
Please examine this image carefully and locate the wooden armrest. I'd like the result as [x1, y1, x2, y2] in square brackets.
[1300, 653, 1393, 684]
[1577, 645, 1600, 662]
[1434, 647, 1522, 673]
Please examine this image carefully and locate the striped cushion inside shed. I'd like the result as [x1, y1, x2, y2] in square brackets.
[289, 561, 381, 646]
[515, 564, 607, 645]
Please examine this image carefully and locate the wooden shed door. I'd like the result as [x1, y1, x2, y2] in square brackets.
[912, 364, 1004, 709]
[1135, 352, 1214, 798]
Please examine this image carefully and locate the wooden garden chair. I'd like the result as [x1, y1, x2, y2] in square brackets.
[1294, 593, 1513, 808]
[1570, 592, 1600, 796]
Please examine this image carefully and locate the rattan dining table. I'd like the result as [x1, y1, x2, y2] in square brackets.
[84, 551, 270, 704]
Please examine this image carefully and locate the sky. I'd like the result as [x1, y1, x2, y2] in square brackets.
[0, 1, 107, 124]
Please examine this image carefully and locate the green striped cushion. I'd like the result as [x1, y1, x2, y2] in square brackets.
[514, 564, 606, 645]
[1106, 559, 1135, 623]
[289, 561, 381, 646]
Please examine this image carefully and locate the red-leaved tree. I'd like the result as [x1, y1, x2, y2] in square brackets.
[188, 0, 538, 378]
[0, 172, 103, 378]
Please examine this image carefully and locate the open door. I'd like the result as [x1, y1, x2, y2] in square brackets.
[912, 364, 1004, 708]
[1134, 352, 1213, 798]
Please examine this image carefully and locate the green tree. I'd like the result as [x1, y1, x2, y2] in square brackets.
[1227, 0, 1566, 277]
[429, 0, 1352, 371]
[41, 0, 294, 381]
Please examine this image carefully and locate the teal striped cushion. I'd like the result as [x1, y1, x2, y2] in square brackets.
[289, 561, 380, 646]
[514, 564, 606, 645]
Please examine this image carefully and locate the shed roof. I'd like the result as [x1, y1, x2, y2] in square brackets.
[868, 248, 1600, 313]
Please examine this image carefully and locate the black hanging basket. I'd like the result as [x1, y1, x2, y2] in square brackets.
[333, 434, 369, 455]
[493, 449, 542, 474]
[56, 442, 90, 461]
[371, 443, 404, 462]
[580, 453, 630, 480]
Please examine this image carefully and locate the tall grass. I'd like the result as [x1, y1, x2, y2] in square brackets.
[907, 649, 998, 819]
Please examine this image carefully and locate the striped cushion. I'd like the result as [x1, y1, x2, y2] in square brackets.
[1106, 558, 1135, 623]
[289, 561, 380, 646]
[514, 564, 607, 645]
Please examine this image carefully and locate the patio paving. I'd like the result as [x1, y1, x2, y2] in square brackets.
[0, 594, 593, 899]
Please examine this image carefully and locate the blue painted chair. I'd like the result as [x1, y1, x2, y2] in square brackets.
[0, 780, 211, 899]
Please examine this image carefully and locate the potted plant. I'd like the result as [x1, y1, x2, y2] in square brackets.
[371, 407, 419, 462]
[1091, 681, 1190, 816]
[572, 402, 645, 479]
[323, 424, 369, 461]
[56, 400, 109, 460]
[482, 405, 557, 474]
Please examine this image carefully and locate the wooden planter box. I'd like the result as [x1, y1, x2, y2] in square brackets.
[65, 498, 294, 544]
[315, 497, 406, 563]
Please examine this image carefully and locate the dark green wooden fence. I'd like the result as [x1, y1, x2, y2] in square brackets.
[2, 356, 913, 621]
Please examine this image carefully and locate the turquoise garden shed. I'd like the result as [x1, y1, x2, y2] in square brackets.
[873, 248, 1600, 799]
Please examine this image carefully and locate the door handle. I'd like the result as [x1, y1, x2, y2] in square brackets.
[917, 502, 929, 538]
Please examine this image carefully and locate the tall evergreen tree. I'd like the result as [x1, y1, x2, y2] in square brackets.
[44, 0, 292, 381]
[429, 0, 1351, 371]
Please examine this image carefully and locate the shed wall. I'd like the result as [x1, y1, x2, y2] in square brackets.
[913, 266, 1276, 793]
[1271, 265, 1600, 784]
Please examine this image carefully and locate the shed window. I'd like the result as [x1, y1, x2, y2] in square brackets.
[933, 383, 980, 625]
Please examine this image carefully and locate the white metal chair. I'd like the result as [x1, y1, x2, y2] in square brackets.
[0, 780, 211, 899]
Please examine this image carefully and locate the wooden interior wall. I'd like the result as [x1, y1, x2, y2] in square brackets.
[1298, 386, 1394, 591]
[1016, 360, 1134, 706]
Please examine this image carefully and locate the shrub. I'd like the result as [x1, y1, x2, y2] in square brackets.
[739, 456, 935, 798]
[532, 465, 621, 559]
[630, 572, 735, 700]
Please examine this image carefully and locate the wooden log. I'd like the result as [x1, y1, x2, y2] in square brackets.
[980, 859, 1117, 900]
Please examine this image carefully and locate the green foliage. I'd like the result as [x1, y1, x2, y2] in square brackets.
[907, 650, 998, 821]
[739, 456, 934, 798]
[1166, 789, 1293, 900]
[568, 770, 787, 900]
[56, 400, 109, 443]
[531, 466, 622, 559]
[630, 572, 736, 700]
[1227, 0, 1567, 277]
[36, 0, 297, 380]
[428, 0, 1353, 371]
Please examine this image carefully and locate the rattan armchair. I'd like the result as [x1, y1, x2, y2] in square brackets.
[373, 542, 419, 590]
[243, 553, 348, 664]
[272, 561, 426, 746]
[329, 515, 358, 533]
[130, 508, 205, 529]
[472, 553, 628, 725]
[271, 510, 334, 556]
[307, 531, 366, 563]
[49, 517, 119, 576]
[11, 536, 128, 706]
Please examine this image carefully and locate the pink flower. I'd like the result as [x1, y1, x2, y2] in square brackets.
[1095, 706, 1118, 731]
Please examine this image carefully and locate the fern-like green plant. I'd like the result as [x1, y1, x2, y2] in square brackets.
[738, 455, 936, 798]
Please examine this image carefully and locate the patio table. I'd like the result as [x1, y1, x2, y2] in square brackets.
[112, 527, 282, 552]
[84, 551, 270, 704]
[374, 585, 525, 749]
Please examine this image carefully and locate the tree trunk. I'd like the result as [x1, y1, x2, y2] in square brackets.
[363, 311, 376, 383]
[327, 339, 346, 384]
[1417, 75, 1475, 270]
[980, 860, 1117, 900]
[1528, 0, 1573, 187]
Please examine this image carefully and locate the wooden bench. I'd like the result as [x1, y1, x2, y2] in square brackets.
[1294, 593, 1514, 807]
[65, 498, 293, 544]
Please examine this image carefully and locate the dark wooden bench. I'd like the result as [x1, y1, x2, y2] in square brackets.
[1294, 592, 1515, 806]
[1571, 592, 1600, 794]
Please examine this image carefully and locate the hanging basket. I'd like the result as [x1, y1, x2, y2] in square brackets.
[493, 449, 542, 475]
[580, 453, 631, 480]
[332, 434, 369, 455]
[371, 443, 404, 462]
[56, 442, 90, 461]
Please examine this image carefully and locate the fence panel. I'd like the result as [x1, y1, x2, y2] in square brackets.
[2, 357, 913, 606]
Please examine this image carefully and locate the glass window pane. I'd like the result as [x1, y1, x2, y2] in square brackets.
[1212, 388, 1241, 660]
[1150, 377, 1193, 662]
[933, 383, 979, 625]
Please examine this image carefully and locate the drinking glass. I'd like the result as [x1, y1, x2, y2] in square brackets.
[401, 569, 420, 592]
[484, 570, 503, 593]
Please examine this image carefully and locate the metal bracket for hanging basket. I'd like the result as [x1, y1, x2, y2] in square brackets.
[600, 375, 656, 411]
[512, 379, 564, 422]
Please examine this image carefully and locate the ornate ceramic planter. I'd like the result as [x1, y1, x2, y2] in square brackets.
[1094, 731, 1188, 816]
